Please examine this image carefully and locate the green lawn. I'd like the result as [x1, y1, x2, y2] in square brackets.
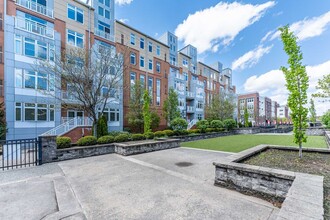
[181, 135, 327, 153]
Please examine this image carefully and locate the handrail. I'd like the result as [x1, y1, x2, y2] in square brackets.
[94, 28, 114, 41]
[15, 17, 54, 39]
[16, 0, 54, 18]
[187, 119, 198, 130]
[40, 117, 93, 136]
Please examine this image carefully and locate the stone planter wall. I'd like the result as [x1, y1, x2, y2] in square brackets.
[57, 144, 116, 161]
[325, 131, 330, 149]
[306, 127, 326, 136]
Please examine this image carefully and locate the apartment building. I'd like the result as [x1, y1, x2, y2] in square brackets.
[277, 105, 289, 119]
[114, 20, 170, 130]
[2, 0, 122, 139]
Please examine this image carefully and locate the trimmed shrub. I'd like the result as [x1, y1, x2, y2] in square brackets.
[188, 129, 199, 134]
[223, 119, 236, 131]
[154, 131, 166, 138]
[131, 133, 145, 141]
[96, 115, 108, 138]
[206, 128, 216, 133]
[163, 130, 174, 137]
[108, 131, 129, 137]
[97, 135, 114, 145]
[114, 134, 129, 142]
[196, 120, 209, 133]
[56, 137, 71, 149]
[210, 120, 224, 130]
[76, 136, 97, 146]
[144, 131, 154, 139]
[170, 118, 188, 133]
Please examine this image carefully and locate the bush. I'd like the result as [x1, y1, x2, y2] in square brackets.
[76, 136, 97, 146]
[174, 129, 189, 136]
[163, 130, 174, 137]
[206, 128, 216, 133]
[114, 134, 129, 142]
[238, 122, 244, 128]
[97, 135, 114, 145]
[196, 120, 209, 133]
[223, 119, 236, 131]
[56, 137, 71, 149]
[131, 133, 145, 141]
[108, 131, 128, 137]
[210, 120, 224, 130]
[188, 129, 199, 134]
[154, 131, 166, 138]
[248, 121, 253, 127]
[144, 131, 154, 139]
[96, 115, 108, 138]
[170, 118, 188, 132]
[322, 111, 330, 128]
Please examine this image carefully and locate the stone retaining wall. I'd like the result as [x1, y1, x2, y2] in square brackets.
[40, 136, 180, 163]
[213, 145, 325, 220]
[326, 131, 330, 149]
[306, 127, 325, 136]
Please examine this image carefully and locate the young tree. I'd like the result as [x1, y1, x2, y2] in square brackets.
[96, 114, 108, 138]
[309, 99, 317, 124]
[0, 102, 6, 140]
[143, 90, 151, 133]
[37, 46, 125, 137]
[127, 81, 144, 133]
[163, 88, 180, 125]
[280, 26, 309, 158]
[244, 107, 249, 127]
[205, 93, 235, 121]
[313, 74, 330, 98]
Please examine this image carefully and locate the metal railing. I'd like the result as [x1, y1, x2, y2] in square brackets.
[15, 17, 54, 39]
[175, 73, 185, 81]
[0, 138, 40, 170]
[16, 0, 54, 18]
[170, 60, 178, 66]
[186, 91, 195, 98]
[94, 28, 114, 41]
[40, 117, 93, 136]
[187, 119, 198, 130]
[187, 106, 195, 113]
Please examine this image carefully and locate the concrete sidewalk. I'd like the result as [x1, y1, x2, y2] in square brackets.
[0, 148, 279, 220]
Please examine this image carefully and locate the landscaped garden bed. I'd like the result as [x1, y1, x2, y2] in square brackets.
[243, 149, 330, 219]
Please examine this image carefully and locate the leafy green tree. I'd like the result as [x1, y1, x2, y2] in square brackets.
[313, 74, 330, 98]
[205, 93, 235, 121]
[223, 119, 236, 131]
[244, 107, 249, 128]
[150, 111, 160, 130]
[170, 117, 188, 132]
[127, 81, 144, 133]
[0, 102, 6, 140]
[280, 26, 309, 158]
[143, 90, 151, 133]
[309, 99, 317, 124]
[322, 111, 330, 128]
[163, 88, 180, 125]
[96, 114, 108, 138]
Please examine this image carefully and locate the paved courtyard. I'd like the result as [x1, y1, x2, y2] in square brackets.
[0, 148, 279, 219]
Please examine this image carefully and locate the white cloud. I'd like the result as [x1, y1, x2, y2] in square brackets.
[175, 1, 275, 54]
[264, 11, 330, 42]
[243, 60, 330, 115]
[115, 0, 133, 5]
[231, 45, 273, 71]
[119, 18, 129, 23]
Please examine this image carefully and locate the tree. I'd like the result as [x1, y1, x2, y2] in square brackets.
[313, 74, 330, 98]
[309, 99, 317, 124]
[127, 81, 144, 133]
[37, 46, 125, 137]
[96, 114, 108, 138]
[322, 111, 330, 128]
[163, 88, 180, 124]
[205, 93, 235, 121]
[244, 107, 249, 127]
[143, 90, 151, 133]
[150, 111, 160, 130]
[280, 26, 309, 158]
[0, 102, 6, 140]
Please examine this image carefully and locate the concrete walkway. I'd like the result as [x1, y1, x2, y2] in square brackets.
[0, 148, 279, 220]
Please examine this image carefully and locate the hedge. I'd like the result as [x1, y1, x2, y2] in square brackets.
[131, 134, 145, 141]
[114, 134, 129, 142]
[56, 137, 71, 149]
[97, 135, 115, 145]
[77, 136, 97, 146]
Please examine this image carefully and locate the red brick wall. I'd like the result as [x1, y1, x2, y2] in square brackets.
[61, 126, 92, 143]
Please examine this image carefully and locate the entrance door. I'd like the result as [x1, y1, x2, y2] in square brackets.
[68, 110, 84, 119]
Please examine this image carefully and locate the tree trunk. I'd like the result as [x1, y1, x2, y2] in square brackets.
[299, 142, 302, 159]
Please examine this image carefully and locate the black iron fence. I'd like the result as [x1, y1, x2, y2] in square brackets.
[0, 138, 42, 170]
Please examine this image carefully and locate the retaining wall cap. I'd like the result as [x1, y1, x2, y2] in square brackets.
[57, 144, 115, 151]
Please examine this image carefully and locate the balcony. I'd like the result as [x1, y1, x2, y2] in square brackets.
[187, 106, 195, 113]
[15, 17, 54, 39]
[16, 0, 54, 18]
[94, 28, 114, 42]
[170, 60, 178, 66]
[186, 91, 195, 100]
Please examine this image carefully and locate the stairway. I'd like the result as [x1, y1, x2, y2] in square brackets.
[187, 119, 198, 130]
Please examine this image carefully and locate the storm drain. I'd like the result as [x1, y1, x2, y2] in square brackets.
[175, 162, 194, 167]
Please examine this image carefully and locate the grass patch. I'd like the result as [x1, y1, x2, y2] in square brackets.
[244, 149, 330, 219]
[180, 135, 327, 153]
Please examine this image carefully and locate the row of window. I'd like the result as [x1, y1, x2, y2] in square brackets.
[98, 6, 111, 19]
[15, 69, 55, 91]
[15, 35, 55, 61]
[130, 33, 161, 55]
[98, 108, 120, 122]
[68, 4, 83, 24]
[15, 103, 55, 122]
[130, 53, 161, 72]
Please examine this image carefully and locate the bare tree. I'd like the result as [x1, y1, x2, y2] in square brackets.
[36, 44, 128, 136]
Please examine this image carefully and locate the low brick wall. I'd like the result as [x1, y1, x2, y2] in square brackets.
[306, 127, 325, 136]
[115, 139, 180, 156]
[40, 136, 180, 162]
[213, 145, 325, 219]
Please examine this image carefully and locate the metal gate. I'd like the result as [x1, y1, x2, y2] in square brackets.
[0, 138, 42, 171]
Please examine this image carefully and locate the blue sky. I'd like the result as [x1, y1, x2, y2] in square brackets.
[115, 0, 330, 114]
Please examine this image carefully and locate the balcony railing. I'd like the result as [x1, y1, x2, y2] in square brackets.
[187, 106, 195, 113]
[170, 60, 177, 66]
[16, 0, 54, 18]
[0, 51, 3, 64]
[94, 28, 114, 42]
[15, 17, 54, 39]
[175, 73, 185, 81]
[186, 91, 195, 98]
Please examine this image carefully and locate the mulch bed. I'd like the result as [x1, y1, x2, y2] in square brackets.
[243, 149, 330, 219]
